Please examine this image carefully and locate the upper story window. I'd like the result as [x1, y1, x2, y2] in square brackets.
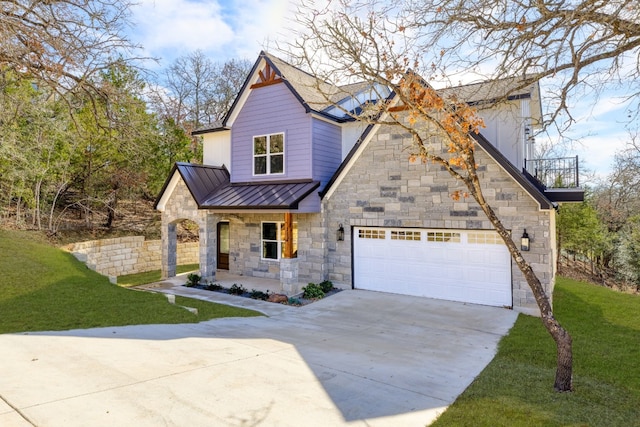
[254, 133, 284, 175]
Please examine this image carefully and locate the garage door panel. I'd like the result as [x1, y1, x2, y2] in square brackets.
[354, 227, 512, 307]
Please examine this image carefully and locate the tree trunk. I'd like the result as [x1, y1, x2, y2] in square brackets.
[34, 178, 43, 230]
[104, 188, 118, 229]
[16, 196, 21, 225]
[48, 182, 67, 232]
[468, 174, 573, 392]
[520, 261, 573, 391]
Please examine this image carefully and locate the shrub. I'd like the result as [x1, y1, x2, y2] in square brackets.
[288, 297, 302, 306]
[205, 282, 223, 291]
[302, 283, 325, 299]
[185, 273, 201, 287]
[250, 289, 270, 300]
[319, 280, 334, 293]
[229, 283, 247, 295]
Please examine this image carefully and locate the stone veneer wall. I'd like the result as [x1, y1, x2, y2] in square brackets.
[70, 236, 199, 278]
[322, 124, 556, 314]
[226, 212, 323, 291]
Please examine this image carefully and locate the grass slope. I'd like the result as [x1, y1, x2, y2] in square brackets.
[432, 277, 640, 427]
[0, 230, 261, 334]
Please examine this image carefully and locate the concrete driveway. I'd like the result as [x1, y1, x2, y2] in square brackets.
[0, 289, 518, 427]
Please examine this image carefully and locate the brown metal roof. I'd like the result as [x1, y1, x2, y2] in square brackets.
[165, 163, 319, 210]
[174, 163, 229, 203]
[201, 180, 320, 209]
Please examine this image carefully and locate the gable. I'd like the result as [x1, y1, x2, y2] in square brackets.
[322, 122, 553, 210]
[250, 62, 283, 89]
[155, 163, 229, 212]
[230, 81, 312, 183]
[224, 52, 360, 128]
[225, 54, 310, 128]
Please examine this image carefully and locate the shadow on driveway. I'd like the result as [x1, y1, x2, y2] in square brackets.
[0, 290, 518, 427]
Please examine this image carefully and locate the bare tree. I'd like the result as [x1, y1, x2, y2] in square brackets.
[288, 1, 574, 391]
[0, 0, 142, 112]
[208, 58, 252, 121]
[593, 130, 640, 232]
[393, 0, 640, 129]
[164, 50, 216, 130]
[156, 53, 251, 160]
[162, 52, 251, 129]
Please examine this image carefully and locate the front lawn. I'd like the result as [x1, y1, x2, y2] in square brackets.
[0, 230, 262, 334]
[432, 277, 640, 427]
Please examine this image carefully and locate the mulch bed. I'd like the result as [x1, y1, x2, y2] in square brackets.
[183, 283, 342, 306]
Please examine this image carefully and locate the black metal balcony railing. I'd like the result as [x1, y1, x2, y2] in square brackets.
[524, 156, 579, 189]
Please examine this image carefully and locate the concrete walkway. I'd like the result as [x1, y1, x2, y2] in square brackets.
[0, 287, 518, 427]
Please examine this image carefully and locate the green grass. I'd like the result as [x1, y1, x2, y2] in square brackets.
[0, 230, 261, 334]
[432, 277, 640, 427]
[117, 264, 199, 287]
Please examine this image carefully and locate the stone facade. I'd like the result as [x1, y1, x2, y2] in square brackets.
[70, 236, 198, 279]
[321, 125, 556, 314]
[159, 178, 218, 282]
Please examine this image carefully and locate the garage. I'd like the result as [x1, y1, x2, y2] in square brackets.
[353, 227, 512, 307]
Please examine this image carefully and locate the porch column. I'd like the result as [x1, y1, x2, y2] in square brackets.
[283, 212, 293, 258]
[161, 220, 177, 279]
[280, 212, 299, 294]
[199, 212, 217, 283]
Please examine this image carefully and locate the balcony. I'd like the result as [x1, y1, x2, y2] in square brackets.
[523, 156, 584, 202]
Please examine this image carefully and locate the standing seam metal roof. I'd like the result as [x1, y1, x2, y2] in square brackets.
[169, 163, 319, 210]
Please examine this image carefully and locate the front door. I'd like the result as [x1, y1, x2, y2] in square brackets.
[217, 222, 229, 270]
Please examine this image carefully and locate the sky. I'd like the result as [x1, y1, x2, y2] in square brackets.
[129, 0, 296, 69]
[127, 0, 632, 180]
[541, 86, 633, 182]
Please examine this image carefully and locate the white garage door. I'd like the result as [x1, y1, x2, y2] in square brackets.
[353, 227, 512, 307]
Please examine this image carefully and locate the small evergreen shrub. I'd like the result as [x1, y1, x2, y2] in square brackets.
[229, 283, 247, 295]
[288, 297, 302, 306]
[319, 280, 334, 293]
[302, 283, 325, 299]
[205, 282, 223, 291]
[250, 289, 270, 300]
[185, 273, 201, 287]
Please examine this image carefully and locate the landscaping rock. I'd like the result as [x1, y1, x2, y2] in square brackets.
[267, 293, 288, 303]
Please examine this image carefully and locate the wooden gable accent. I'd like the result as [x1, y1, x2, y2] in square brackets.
[388, 104, 409, 112]
[250, 63, 284, 89]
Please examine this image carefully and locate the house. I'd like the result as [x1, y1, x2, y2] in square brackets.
[155, 51, 583, 315]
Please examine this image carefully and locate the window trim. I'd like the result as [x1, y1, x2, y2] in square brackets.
[253, 132, 285, 176]
[260, 221, 297, 261]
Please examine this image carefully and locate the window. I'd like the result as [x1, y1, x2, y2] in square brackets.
[254, 133, 284, 175]
[261, 222, 297, 260]
[468, 231, 503, 245]
[358, 229, 386, 239]
[391, 230, 421, 241]
[426, 231, 461, 243]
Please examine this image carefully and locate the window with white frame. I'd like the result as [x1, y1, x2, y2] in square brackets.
[261, 221, 297, 260]
[254, 133, 284, 175]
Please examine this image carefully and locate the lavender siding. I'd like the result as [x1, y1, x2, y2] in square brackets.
[312, 118, 342, 189]
[231, 83, 312, 183]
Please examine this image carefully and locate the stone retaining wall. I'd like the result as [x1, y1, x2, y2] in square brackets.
[70, 236, 198, 279]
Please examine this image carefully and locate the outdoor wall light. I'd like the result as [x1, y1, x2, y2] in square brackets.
[521, 229, 530, 251]
[337, 224, 345, 241]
